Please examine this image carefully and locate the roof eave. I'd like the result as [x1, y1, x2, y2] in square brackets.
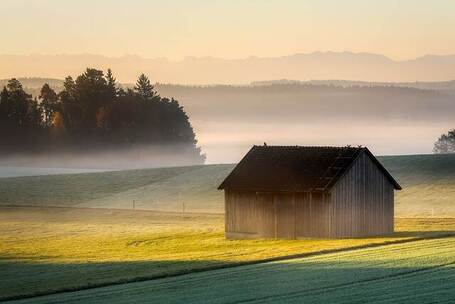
[219, 187, 329, 193]
[364, 148, 402, 190]
[217, 145, 258, 190]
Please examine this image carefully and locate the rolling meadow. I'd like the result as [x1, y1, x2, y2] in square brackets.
[1, 153, 455, 302]
[3, 2, 455, 303]
[2, 153, 455, 216]
[9, 235, 455, 304]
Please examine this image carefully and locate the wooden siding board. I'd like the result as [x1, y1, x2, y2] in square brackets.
[276, 193, 295, 238]
[329, 150, 395, 238]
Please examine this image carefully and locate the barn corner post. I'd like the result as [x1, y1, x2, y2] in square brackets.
[224, 190, 228, 236]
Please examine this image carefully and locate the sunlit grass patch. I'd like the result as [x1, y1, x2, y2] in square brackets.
[1, 207, 455, 300]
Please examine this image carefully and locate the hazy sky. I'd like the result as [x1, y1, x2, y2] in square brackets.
[1, 0, 454, 60]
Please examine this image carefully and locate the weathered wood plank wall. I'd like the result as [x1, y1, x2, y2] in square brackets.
[225, 191, 331, 239]
[329, 151, 394, 238]
[225, 151, 395, 239]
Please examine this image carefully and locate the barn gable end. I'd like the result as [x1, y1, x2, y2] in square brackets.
[328, 150, 395, 238]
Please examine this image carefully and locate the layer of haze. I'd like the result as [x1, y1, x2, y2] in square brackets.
[1, 0, 454, 61]
[2, 80, 454, 165]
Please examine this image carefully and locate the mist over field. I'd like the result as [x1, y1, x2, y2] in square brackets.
[0, 144, 205, 172]
[155, 84, 455, 162]
[2, 77, 455, 165]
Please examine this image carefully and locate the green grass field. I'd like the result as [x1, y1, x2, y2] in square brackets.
[1, 153, 455, 216]
[1, 207, 454, 301]
[0, 164, 232, 213]
[7, 232, 455, 304]
[1, 153, 455, 302]
[380, 154, 455, 217]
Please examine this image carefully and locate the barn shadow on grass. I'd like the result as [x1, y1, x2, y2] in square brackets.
[2, 228, 455, 302]
[0, 256, 228, 301]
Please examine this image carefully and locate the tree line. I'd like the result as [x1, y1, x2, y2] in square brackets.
[0, 68, 204, 162]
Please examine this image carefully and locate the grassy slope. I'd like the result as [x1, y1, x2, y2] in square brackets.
[0, 164, 233, 213]
[9, 233, 455, 304]
[1, 153, 455, 216]
[380, 153, 455, 217]
[1, 207, 454, 301]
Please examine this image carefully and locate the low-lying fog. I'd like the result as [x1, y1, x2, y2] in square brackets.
[2, 84, 454, 171]
[0, 167, 106, 178]
[0, 145, 205, 174]
[197, 120, 449, 164]
[1, 119, 448, 173]
[166, 84, 455, 163]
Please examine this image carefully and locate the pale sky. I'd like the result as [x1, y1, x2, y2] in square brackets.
[1, 0, 454, 60]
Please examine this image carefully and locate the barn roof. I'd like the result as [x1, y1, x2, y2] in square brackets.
[218, 145, 401, 192]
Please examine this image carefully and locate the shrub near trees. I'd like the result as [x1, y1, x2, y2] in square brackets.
[0, 68, 205, 163]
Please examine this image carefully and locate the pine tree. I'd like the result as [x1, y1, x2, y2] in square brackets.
[39, 84, 58, 127]
[105, 68, 117, 99]
[134, 74, 155, 100]
[0, 87, 9, 118]
[26, 98, 43, 128]
[6, 78, 31, 127]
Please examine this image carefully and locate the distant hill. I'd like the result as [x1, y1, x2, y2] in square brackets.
[0, 77, 63, 97]
[154, 83, 455, 124]
[1, 153, 455, 217]
[3, 76, 455, 96]
[3, 76, 455, 97]
[2, 52, 455, 84]
[0, 77, 62, 88]
[252, 79, 455, 96]
[4, 78, 454, 125]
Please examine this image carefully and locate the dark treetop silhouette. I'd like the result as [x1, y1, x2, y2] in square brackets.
[434, 129, 455, 154]
[0, 68, 204, 164]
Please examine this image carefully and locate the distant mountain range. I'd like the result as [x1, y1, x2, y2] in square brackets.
[2, 52, 455, 84]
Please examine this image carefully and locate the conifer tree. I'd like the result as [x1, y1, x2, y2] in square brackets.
[39, 83, 58, 127]
[134, 74, 155, 100]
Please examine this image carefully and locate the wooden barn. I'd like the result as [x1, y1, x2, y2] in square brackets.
[218, 145, 402, 239]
